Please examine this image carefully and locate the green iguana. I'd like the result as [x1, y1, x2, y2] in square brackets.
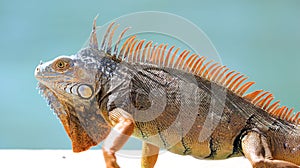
[35, 18, 300, 168]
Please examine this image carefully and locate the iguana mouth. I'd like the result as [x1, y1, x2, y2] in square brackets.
[35, 66, 59, 81]
[34, 62, 47, 79]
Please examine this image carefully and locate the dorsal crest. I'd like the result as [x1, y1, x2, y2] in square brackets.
[96, 21, 300, 125]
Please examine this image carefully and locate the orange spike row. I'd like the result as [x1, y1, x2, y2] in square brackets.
[215, 67, 229, 84]
[149, 46, 157, 63]
[163, 45, 174, 67]
[206, 63, 220, 81]
[271, 106, 281, 117]
[198, 60, 213, 76]
[220, 70, 234, 85]
[270, 107, 280, 116]
[207, 64, 223, 81]
[284, 108, 294, 120]
[273, 106, 286, 117]
[210, 65, 226, 82]
[279, 107, 289, 119]
[156, 44, 164, 64]
[262, 96, 274, 110]
[184, 54, 198, 72]
[124, 38, 136, 59]
[146, 42, 154, 62]
[119, 36, 136, 59]
[189, 59, 201, 74]
[114, 27, 130, 56]
[159, 44, 168, 67]
[291, 112, 300, 123]
[125, 39, 136, 60]
[173, 50, 187, 69]
[228, 75, 245, 91]
[189, 55, 203, 72]
[148, 43, 157, 62]
[225, 72, 240, 87]
[151, 44, 158, 61]
[178, 51, 191, 70]
[285, 108, 293, 120]
[150, 44, 160, 64]
[154, 44, 164, 65]
[232, 76, 248, 92]
[252, 91, 270, 105]
[267, 100, 280, 114]
[279, 107, 290, 120]
[141, 41, 152, 62]
[107, 24, 119, 53]
[133, 40, 145, 63]
[277, 107, 287, 118]
[269, 106, 279, 115]
[138, 40, 146, 62]
[227, 74, 243, 90]
[101, 22, 115, 50]
[127, 40, 138, 61]
[101, 22, 300, 125]
[168, 48, 180, 68]
[89, 17, 98, 50]
[256, 93, 273, 108]
[207, 65, 223, 81]
[202, 61, 218, 78]
[149, 44, 158, 64]
[236, 81, 255, 96]
[243, 90, 264, 101]
[192, 57, 206, 74]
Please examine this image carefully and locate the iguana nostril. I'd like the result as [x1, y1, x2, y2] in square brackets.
[34, 67, 40, 77]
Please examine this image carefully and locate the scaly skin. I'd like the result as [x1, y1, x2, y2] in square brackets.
[35, 18, 300, 168]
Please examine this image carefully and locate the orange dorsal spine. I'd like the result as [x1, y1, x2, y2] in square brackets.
[99, 23, 300, 125]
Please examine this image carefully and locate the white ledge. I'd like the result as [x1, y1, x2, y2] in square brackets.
[0, 150, 251, 168]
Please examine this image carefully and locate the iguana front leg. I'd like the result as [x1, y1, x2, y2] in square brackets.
[102, 108, 134, 168]
[141, 142, 159, 168]
[241, 131, 300, 168]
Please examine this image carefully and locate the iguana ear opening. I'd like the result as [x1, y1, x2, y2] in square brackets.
[58, 112, 110, 152]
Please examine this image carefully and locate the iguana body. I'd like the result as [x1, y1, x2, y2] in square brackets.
[35, 18, 300, 168]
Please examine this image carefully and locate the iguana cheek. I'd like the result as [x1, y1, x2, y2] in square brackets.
[75, 69, 90, 80]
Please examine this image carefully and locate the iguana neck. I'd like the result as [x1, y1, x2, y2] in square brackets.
[96, 57, 129, 123]
[97, 56, 118, 81]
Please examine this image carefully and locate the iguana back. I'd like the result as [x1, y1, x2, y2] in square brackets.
[99, 55, 299, 160]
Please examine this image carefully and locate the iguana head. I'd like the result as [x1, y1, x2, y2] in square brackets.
[35, 49, 103, 104]
[35, 19, 111, 152]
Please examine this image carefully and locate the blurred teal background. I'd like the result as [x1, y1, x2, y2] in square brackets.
[0, 0, 299, 150]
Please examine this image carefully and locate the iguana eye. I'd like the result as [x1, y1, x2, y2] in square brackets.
[53, 59, 71, 72]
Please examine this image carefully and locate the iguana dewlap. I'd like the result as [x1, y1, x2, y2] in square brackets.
[35, 18, 300, 168]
